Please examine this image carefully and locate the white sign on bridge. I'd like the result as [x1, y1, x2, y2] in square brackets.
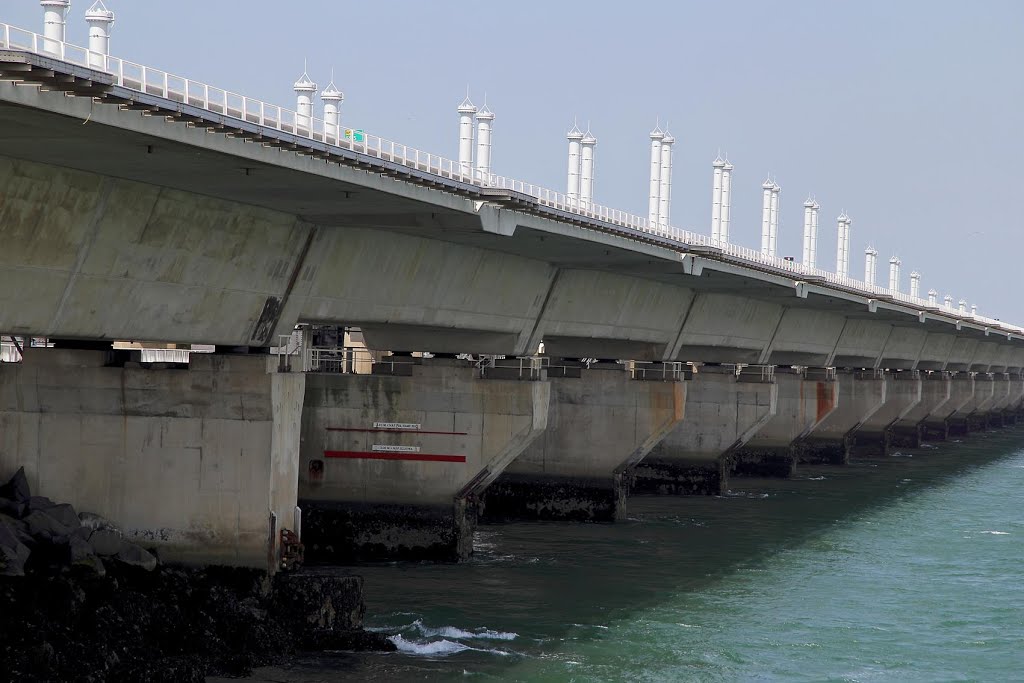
[371, 444, 421, 453]
[373, 422, 421, 430]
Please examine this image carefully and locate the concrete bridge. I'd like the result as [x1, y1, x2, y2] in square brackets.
[1, 17, 1023, 572]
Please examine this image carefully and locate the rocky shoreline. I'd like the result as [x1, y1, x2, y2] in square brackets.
[0, 468, 394, 682]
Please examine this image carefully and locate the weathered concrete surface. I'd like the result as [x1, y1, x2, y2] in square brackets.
[798, 371, 886, 465]
[922, 374, 974, 440]
[985, 374, 1013, 428]
[481, 364, 685, 522]
[298, 359, 549, 562]
[1004, 375, 1024, 424]
[850, 373, 922, 456]
[949, 374, 996, 435]
[631, 366, 777, 495]
[731, 369, 838, 478]
[889, 373, 951, 448]
[0, 349, 304, 570]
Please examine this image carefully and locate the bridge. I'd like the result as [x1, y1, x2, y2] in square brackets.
[1, 8, 1022, 570]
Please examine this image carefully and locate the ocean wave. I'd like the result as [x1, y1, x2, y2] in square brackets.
[413, 620, 518, 641]
[980, 530, 1009, 535]
[388, 634, 514, 657]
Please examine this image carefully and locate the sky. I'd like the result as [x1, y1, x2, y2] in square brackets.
[4, 1, 1023, 320]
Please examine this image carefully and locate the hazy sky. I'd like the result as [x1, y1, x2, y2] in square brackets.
[4, 1, 1023, 320]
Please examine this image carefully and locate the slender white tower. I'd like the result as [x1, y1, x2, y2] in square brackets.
[580, 128, 597, 209]
[720, 160, 734, 243]
[888, 256, 901, 292]
[958, 299, 967, 315]
[566, 123, 583, 206]
[657, 132, 674, 228]
[293, 67, 317, 132]
[475, 104, 495, 181]
[809, 200, 819, 269]
[711, 156, 725, 240]
[761, 178, 774, 256]
[457, 96, 477, 177]
[768, 182, 781, 258]
[864, 246, 878, 285]
[41, 0, 70, 52]
[910, 271, 921, 299]
[971, 304, 977, 317]
[802, 197, 814, 267]
[928, 289, 938, 306]
[321, 75, 344, 145]
[648, 126, 664, 227]
[836, 213, 851, 277]
[944, 295, 953, 310]
[85, 1, 114, 69]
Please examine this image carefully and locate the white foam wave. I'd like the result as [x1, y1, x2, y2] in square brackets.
[808, 476, 826, 481]
[390, 634, 472, 655]
[414, 620, 517, 641]
[981, 530, 1009, 535]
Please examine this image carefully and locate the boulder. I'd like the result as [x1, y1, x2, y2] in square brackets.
[27, 496, 55, 512]
[115, 541, 158, 571]
[0, 539, 30, 576]
[24, 509, 75, 543]
[88, 529, 123, 557]
[0, 498, 26, 519]
[42, 503, 80, 529]
[0, 466, 30, 502]
[79, 512, 121, 534]
[68, 535, 105, 576]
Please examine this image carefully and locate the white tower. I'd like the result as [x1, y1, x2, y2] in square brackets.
[971, 304, 977, 317]
[293, 67, 317, 132]
[864, 246, 878, 285]
[321, 78, 344, 145]
[836, 213, 851, 278]
[720, 160, 734, 243]
[928, 289, 938, 306]
[648, 125, 664, 227]
[580, 128, 597, 209]
[41, 0, 70, 52]
[958, 299, 967, 315]
[768, 182, 781, 258]
[944, 295, 953, 310]
[566, 123, 583, 206]
[657, 132, 674, 227]
[475, 104, 495, 181]
[85, 1, 114, 68]
[457, 96, 477, 177]
[802, 197, 814, 267]
[910, 271, 921, 299]
[888, 256, 901, 292]
[711, 156, 725, 240]
[761, 178, 774, 256]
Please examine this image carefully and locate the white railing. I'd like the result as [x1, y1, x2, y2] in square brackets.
[2, 19, 1022, 336]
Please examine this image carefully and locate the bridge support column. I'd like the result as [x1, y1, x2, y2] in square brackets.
[1003, 374, 1024, 424]
[985, 373, 1012, 428]
[949, 373, 995, 435]
[630, 366, 777, 496]
[730, 368, 838, 479]
[889, 372, 951, 448]
[797, 370, 886, 464]
[850, 372, 922, 456]
[923, 373, 974, 440]
[298, 359, 549, 563]
[0, 348, 305, 572]
[480, 363, 685, 522]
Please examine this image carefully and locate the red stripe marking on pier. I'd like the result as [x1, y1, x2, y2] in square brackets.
[324, 450, 466, 463]
[326, 427, 468, 436]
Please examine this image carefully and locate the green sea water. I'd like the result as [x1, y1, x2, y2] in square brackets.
[237, 427, 1024, 682]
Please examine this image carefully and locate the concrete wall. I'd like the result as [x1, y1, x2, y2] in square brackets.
[632, 366, 777, 495]
[851, 374, 922, 456]
[298, 359, 549, 562]
[799, 371, 886, 463]
[889, 373, 951, 447]
[482, 365, 685, 521]
[0, 349, 303, 570]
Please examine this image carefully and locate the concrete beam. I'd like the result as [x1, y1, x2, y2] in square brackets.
[923, 373, 975, 440]
[949, 373, 995, 435]
[298, 359, 549, 562]
[630, 366, 777, 495]
[730, 368, 838, 478]
[481, 364, 685, 522]
[797, 370, 886, 464]
[889, 372, 951, 447]
[850, 372, 922, 456]
[0, 348, 303, 571]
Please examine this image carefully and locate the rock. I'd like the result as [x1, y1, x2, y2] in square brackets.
[0, 536, 31, 576]
[0, 497, 26, 518]
[27, 495, 56, 512]
[69, 535, 105, 576]
[0, 466, 30, 502]
[79, 511, 121, 534]
[114, 541, 157, 571]
[304, 629, 398, 652]
[272, 574, 365, 633]
[89, 528, 123, 556]
[43, 503, 80, 529]
[0, 519, 21, 548]
[23, 509, 75, 542]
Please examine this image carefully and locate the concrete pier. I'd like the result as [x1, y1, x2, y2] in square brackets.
[730, 368, 838, 478]
[889, 372, 951, 448]
[949, 373, 995, 436]
[481, 363, 684, 522]
[631, 366, 777, 495]
[985, 374, 1012, 428]
[850, 372, 922, 456]
[797, 370, 886, 465]
[0, 349, 304, 570]
[1004, 374, 1024, 424]
[298, 359, 549, 563]
[922, 373, 975, 440]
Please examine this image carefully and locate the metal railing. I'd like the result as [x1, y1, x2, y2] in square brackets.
[631, 361, 687, 381]
[2, 20, 1022, 336]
